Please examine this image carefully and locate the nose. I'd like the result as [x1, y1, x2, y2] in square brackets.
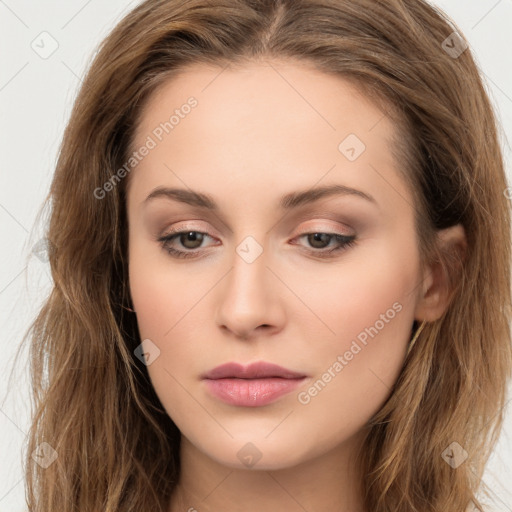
[215, 245, 285, 340]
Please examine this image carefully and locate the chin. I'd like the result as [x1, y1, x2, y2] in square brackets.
[194, 434, 316, 471]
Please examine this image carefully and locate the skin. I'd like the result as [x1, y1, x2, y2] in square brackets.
[126, 58, 466, 512]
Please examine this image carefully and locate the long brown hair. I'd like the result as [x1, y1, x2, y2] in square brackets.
[20, 0, 511, 510]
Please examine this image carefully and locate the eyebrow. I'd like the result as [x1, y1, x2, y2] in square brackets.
[143, 184, 377, 210]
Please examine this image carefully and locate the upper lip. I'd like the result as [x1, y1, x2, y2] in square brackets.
[202, 361, 306, 380]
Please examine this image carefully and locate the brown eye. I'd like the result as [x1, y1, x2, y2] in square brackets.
[294, 232, 357, 257]
[158, 230, 215, 259]
[307, 233, 332, 249]
[178, 231, 205, 249]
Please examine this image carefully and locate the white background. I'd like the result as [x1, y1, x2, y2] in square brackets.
[1, 1, 511, 510]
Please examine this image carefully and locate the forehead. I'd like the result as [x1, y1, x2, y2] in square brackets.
[134, 58, 395, 143]
[127, 59, 411, 213]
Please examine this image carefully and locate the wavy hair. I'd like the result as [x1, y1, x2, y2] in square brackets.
[20, 0, 511, 510]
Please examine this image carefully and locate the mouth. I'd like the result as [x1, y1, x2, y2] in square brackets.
[201, 361, 308, 407]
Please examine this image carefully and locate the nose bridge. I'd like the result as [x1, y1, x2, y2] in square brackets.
[215, 232, 282, 336]
[228, 234, 270, 306]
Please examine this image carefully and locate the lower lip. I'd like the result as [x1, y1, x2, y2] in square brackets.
[203, 377, 306, 407]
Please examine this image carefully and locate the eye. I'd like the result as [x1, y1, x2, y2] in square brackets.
[157, 229, 357, 260]
[158, 230, 215, 259]
[293, 232, 357, 257]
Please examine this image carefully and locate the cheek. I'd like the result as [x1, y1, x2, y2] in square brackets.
[128, 236, 206, 339]
[294, 236, 419, 345]
[292, 237, 419, 404]
[128, 235, 227, 357]
[128, 244, 209, 423]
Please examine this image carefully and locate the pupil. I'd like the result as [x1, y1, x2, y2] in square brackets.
[183, 231, 203, 248]
[310, 233, 329, 248]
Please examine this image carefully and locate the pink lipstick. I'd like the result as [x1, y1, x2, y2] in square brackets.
[202, 361, 307, 407]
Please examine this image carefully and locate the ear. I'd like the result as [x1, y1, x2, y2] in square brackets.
[414, 223, 467, 322]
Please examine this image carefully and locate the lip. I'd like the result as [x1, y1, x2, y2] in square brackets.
[202, 361, 307, 407]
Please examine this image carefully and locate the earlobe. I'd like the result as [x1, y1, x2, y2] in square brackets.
[414, 223, 467, 322]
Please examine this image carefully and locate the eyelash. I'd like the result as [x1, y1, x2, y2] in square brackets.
[157, 229, 357, 260]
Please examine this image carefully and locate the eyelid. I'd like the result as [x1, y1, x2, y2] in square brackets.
[293, 220, 354, 237]
[164, 219, 355, 238]
[163, 220, 353, 239]
[163, 221, 216, 236]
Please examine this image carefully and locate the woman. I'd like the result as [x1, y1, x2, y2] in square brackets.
[23, 0, 511, 511]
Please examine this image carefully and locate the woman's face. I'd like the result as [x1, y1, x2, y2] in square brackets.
[126, 59, 429, 470]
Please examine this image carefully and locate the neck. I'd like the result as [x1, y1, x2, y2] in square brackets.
[169, 432, 368, 512]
